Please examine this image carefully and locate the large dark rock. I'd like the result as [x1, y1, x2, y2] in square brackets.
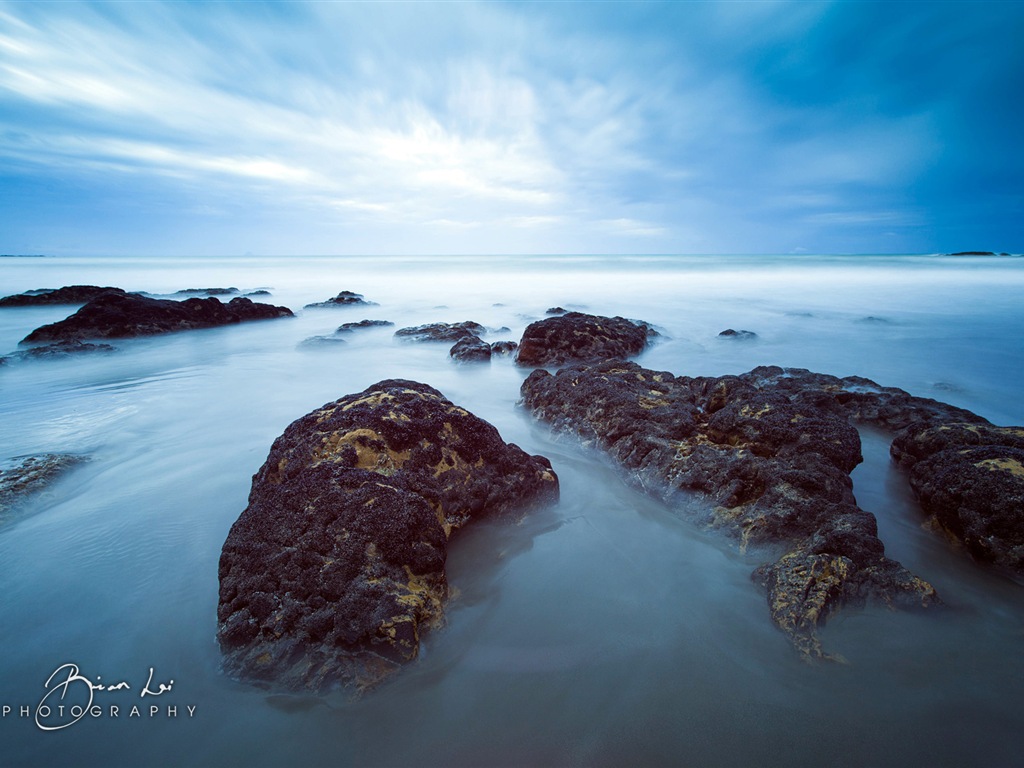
[217, 380, 558, 692]
[515, 312, 651, 367]
[449, 336, 491, 362]
[0, 285, 126, 307]
[394, 321, 485, 343]
[520, 361, 964, 659]
[1, 454, 86, 518]
[304, 291, 378, 308]
[892, 424, 1024, 573]
[21, 293, 293, 343]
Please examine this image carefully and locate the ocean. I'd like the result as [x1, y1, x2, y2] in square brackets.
[1, 253, 1023, 767]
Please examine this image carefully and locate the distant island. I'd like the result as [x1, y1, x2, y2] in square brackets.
[947, 251, 1014, 257]
[0, 254, 46, 258]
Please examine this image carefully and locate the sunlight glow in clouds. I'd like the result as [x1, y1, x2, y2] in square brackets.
[0, 1, 1021, 255]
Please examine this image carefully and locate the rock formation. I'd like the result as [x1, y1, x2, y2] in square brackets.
[521, 362, 989, 658]
[218, 380, 559, 691]
[515, 312, 652, 367]
[21, 293, 293, 343]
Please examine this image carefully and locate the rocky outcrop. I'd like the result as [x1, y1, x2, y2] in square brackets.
[892, 423, 1024, 574]
[545, 307, 568, 316]
[394, 321, 485, 343]
[217, 380, 559, 692]
[515, 312, 652, 367]
[519, 362, 984, 659]
[174, 287, 240, 296]
[304, 291, 377, 308]
[2, 340, 116, 363]
[449, 336, 491, 362]
[21, 293, 293, 343]
[719, 329, 758, 340]
[0, 285, 127, 307]
[490, 341, 518, 356]
[1, 454, 86, 518]
[336, 320, 394, 333]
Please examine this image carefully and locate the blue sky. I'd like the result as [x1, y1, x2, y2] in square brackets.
[0, 1, 1021, 256]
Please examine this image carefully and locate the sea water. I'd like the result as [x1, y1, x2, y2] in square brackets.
[1, 253, 1023, 767]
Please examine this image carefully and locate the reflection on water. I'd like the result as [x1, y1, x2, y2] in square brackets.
[1, 254, 1023, 767]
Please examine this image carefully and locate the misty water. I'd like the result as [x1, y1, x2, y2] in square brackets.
[2, 253, 1023, 767]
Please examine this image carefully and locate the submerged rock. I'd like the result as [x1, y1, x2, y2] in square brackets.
[719, 329, 758, 340]
[21, 293, 294, 343]
[394, 321, 485, 343]
[490, 340, 518, 356]
[0, 454, 86, 517]
[545, 307, 568, 316]
[519, 362, 977, 659]
[298, 335, 348, 348]
[892, 423, 1024, 574]
[336, 320, 394, 333]
[174, 287, 240, 296]
[304, 291, 378, 308]
[449, 335, 491, 363]
[2, 340, 116, 362]
[515, 312, 652, 367]
[217, 380, 558, 692]
[0, 285, 127, 307]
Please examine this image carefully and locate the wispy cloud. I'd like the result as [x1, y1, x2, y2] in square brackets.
[0, 1, 1020, 255]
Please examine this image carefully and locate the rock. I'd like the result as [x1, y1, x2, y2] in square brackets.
[449, 336, 491, 363]
[246, 290, 272, 297]
[490, 341, 518, 356]
[217, 380, 558, 692]
[545, 307, 568, 315]
[515, 312, 652, 367]
[394, 321, 485, 343]
[1, 454, 86, 518]
[304, 291, 378, 308]
[21, 293, 294, 343]
[856, 316, 891, 325]
[892, 424, 1024, 573]
[0, 285, 127, 307]
[3, 340, 116, 362]
[298, 336, 348, 348]
[719, 329, 758, 340]
[336, 320, 394, 333]
[520, 361, 955, 659]
[949, 251, 996, 257]
[174, 287, 240, 296]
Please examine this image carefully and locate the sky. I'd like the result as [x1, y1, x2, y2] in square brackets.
[0, 1, 1021, 257]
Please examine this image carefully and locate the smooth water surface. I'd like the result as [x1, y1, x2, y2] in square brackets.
[1, 254, 1023, 767]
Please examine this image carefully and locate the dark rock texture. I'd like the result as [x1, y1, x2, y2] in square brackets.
[394, 321, 485, 343]
[490, 341, 518, 356]
[22, 293, 294, 343]
[545, 307, 568, 316]
[515, 312, 652, 367]
[174, 287, 240, 296]
[336, 320, 394, 333]
[519, 362, 984, 658]
[892, 423, 1024, 573]
[449, 335, 491, 362]
[719, 329, 758, 340]
[0, 285, 126, 307]
[2, 340, 116, 363]
[304, 291, 378, 308]
[217, 380, 559, 692]
[1, 454, 86, 517]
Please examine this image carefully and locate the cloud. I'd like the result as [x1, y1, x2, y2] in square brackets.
[0, 1, 1021, 255]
